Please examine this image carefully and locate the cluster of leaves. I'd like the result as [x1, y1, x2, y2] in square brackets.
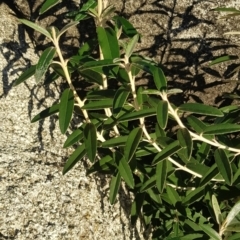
[14, 0, 240, 239]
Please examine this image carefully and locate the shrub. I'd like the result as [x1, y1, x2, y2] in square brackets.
[14, 0, 240, 239]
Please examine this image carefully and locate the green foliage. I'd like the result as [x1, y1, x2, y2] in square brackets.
[14, 0, 240, 238]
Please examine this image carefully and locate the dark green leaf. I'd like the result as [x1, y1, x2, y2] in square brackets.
[83, 123, 97, 163]
[82, 99, 113, 110]
[152, 141, 182, 165]
[204, 123, 240, 135]
[109, 171, 121, 204]
[87, 89, 116, 100]
[156, 160, 167, 193]
[124, 127, 143, 162]
[140, 175, 157, 192]
[125, 34, 139, 59]
[199, 224, 221, 240]
[156, 100, 168, 129]
[35, 47, 56, 84]
[31, 104, 59, 123]
[113, 86, 130, 115]
[131, 193, 145, 225]
[39, 0, 60, 14]
[214, 149, 232, 185]
[187, 115, 207, 134]
[183, 187, 205, 205]
[14, 65, 36, 86]
[200, 164, 219, 187]
[177, 128, 192, 161]
[62, 144, 86, 175]
[101, 135, 128, 148]
[59, 88, 74, 134]
[80, 69, 103, 85]
[178, 103, 223, 117]
[151, 66, 167, 92]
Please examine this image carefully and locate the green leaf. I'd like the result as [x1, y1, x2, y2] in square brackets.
[124, 127, 143, 162]
[80, 69, 103, 85]
[31, 104, 59, 123]
[210, 55, 238, 66]
[83, 123, 97, 163]
[101, 136, 128, 148]
[35, 47, 56, 84]
[156, 160, 167, 193]
[87, 89, 116, 100]
[178, 103, 223, 117]
[183, 187, 205, 205]
[73, 0, 97, 21]
[82, 99, 113, 110]
[58, 21, 79, 38]
[114, 151, 134, 189]
[131, 193, 145, 225]
[156, 100, 168, 129]
[211, 7, 240, 13]
[225, 200, 240, 227]
[212, 195, 223, 225]
[97, 27, 120, 59]
[140, 175, 157, 192]
[225, 222, 240, 232]
[14, 65, 36, 86]
[62, 144, 86, 175]
[39, 0, 61, 14]
[109, 171, 121, 204]
[113, 86, 130, 115]
[199, 224, 221, 240]
[151, 66, 167, 92]
[214, 149, 232, 185]
[166, 185, 180, 206]
[19, 19, 52, 39]
[204, 123, 240, 135]
[118, 108, 156, 122]
[125, 34, 139, 59]
[59, 88, 74, 134]
[228, 233, 240, 240]
[177, 128, 192, 161]
[200, 164, 219, 187]
[187, 115, 207, 134]
[152, 141, 182, 165]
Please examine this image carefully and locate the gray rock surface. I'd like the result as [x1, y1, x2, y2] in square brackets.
[0, 0, 239, 239]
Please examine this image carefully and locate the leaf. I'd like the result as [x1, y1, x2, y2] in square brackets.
[131, 193, 145, 225]
[59, 88, 74, 134]
[212, 195, 223, 225]
[228, 233, 240, 240]
[178, 103, 223, 117]
[187, 115, 207, 134]
[14, 65, 36, 86]
[39, 0, 61, 14]
[177, 128, 192, 161]
[62, 144, 86, 175]
[97, 27, 120, 59]
[101, 136, 128, 148]
[204, 123, 240, 135]
[87, 89, 116, 100]
[140, 175, 157, 192]
[225, 222, 240, 232]
[210, 55, 238, 66]
[113, 86, 130, 115]
[31, 104, 59, 123]
[211, 7, 240, 13]
[82, 99, 113, 110]
[109, 171, 121, 205]
[124, 127, 143, 162]
[114, 151, 134, 189]
[200, 164, 219, 187]
[19, 19, 52, 39]
[58, 21, 79, 38]
[83, 123, 97, 163]
[73, 0, 97, 21]
[35, 47, 56, 84]
[225, 200, 240, 227]
[151, 66, 167, 92]
[183, 187, 205, 205]
[125, 34, 139, 59]
[214, 149, 232, 185]
[199, 224, 221, 240]
[152, 141, 182, 165]
[118, 108, 156, 122]
[156, 160, 167, 193]
[166, 185, 180, 206]
[156, 100, 168, 129]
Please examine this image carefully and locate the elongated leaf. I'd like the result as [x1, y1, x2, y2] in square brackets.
[35, 47, 56, 84]
[63, 128, 83, 148]
[214, 149, 232, 185]
[210, 55, 238, 66]
[228, 233, 240, 240]
[80, 69, 103, 85]
[82, 99, 113, 110]
[97, 27, 120, 59]
[183, 187, 205, 205]
[125, 34, 139, 59]
[14, 65, 36, 86]
[83, 123, 97, 163]
[151, 66, 167, 92]
[59, 88, 74, 134]
[124, 127, 143, 162]
[62, 144, 86, 175]
[177, 128, 192, 160]
[140, 175, 157, 192]
[200, 164, 219, 186]
[200, 224, 221, 240]
[115, 151, 134, 189]
[152, 141, 182, 165]
[113, 86, 130, 115]
[178, 103, 223, 117]
[204, 123, 240, 135]
[156, 100, 168, 129]
[101, 135, 128, 148]
[39, 0, 60, 14]
[80, 59, 118, 71]
[19, 19, 52, 38]
[212, 195, 223, 225]
[156, 160, 167, 193]
[109, 171, 121, 204]
[225, 222, 240, 232]
[87, 89, 116, 100]
[212, 7, 240, 13]
[187, 115, 207, 133]
[58, 21, 79, 38]
[31, 104, 59, 123]
[131, 193, 145, 225]
[166, 185, 180, 206]
[118, 108, 156, 122]
[225, 200, 240, 227]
